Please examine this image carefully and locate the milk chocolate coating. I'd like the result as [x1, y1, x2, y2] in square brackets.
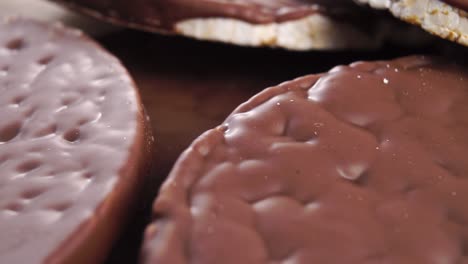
[442, 0, 468, 12]
[142, 56, 468, 264]
[0, 18, 152, 263]
[51, 0, 365, 30]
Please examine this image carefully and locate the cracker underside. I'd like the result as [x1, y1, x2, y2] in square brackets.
[357, 0, 468, 46]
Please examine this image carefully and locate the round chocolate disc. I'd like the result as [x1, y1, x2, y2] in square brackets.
[142, 56, 468, 263]
[0, 18, 151, 263]
[50, 0, 399, 51]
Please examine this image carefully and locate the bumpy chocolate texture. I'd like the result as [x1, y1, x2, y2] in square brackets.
[142, 56, 468, 264]
[0, 18, 152, 263]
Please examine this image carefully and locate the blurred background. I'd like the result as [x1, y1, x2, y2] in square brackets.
[1, 0, 466, 263]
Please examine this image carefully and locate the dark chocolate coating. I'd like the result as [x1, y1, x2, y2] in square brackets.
[51, 0, 365, 30]
[0, 18, 152, 263]
[442, 0, 468, 12]
[142, 56, 468, 264]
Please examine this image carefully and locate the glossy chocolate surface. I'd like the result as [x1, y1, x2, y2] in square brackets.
[53, 0, 365, 30]
[98, 30, 439, 263]
[0, 18, 149, 263]
[143, 56, 468, 264]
